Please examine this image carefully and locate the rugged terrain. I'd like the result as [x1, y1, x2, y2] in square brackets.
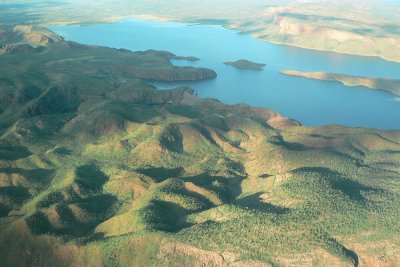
[0, 27, 399, 266]
[0, 25, 63, 53]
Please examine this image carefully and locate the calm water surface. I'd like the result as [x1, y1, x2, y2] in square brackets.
[50, 20, 400, 129]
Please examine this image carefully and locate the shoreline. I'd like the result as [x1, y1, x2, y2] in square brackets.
[45, 19, 400, 131]
[45, 15, 400, 64]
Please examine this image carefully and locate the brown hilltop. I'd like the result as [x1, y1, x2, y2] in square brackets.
[0, 25, 63, 54]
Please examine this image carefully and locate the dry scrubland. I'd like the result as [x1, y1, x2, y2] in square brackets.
[0, 26, 399, 266]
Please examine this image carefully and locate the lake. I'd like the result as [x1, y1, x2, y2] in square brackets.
[50, 20, 400, 129]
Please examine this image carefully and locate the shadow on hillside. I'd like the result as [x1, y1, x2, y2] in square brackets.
[166, 104, 202, 119]
[0, 146, 32, 160]
[136, 167, 184, 183]
[319, 233, 359, 267]
[0, 167, 53, 185]
[139, 199, 193, 232]
[184, 173, 244, 203]
[0, 204, 10, 217]
[75, 164, 109, 192]
[159, 126, 184, 153]
[52, 146, 72, 155]
[308, 134, 334, 140]
[270, 135, 309, 151]
[26, 194, 118, 237]
[234, 192, 290, 214]
[292, 166, 380, 202]
[26, 164, 119, 237]
[0, 186, 30, 217]
[190, 123, 219, 146]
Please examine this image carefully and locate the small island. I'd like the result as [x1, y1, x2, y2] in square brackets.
[281, 70, 400, 97]
[224, 59, 266, 70]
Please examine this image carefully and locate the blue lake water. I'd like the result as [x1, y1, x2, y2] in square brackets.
[50, 20, 400, 129]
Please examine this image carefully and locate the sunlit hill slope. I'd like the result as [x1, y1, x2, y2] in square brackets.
[0, 27, 399, 266]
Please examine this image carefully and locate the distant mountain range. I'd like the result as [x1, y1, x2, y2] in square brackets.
[2, 0, 400, 62]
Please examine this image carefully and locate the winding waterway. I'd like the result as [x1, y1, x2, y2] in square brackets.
[50, 20, 400, 129]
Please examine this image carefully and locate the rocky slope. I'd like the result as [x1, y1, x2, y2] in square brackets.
[0, 25, 63, 54]
[234, 3, 400, 62]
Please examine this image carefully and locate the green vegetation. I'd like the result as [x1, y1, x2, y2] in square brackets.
[224, 59, 266, 70]
[0, 27, 399, 266]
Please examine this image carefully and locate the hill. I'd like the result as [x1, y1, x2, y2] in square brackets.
[0, 25, 63, 54]
[0, 27, 399, 266]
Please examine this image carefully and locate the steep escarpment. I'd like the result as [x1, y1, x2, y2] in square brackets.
[229, 2, 400, 62]
[12, 25, 63, 45]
